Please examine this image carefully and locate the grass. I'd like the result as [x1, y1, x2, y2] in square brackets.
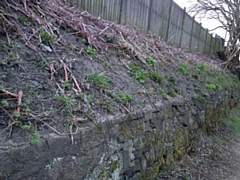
[114, 91, 132, 105]
[85, 46, 96, 57]
[224, 104, 240, 136]
[86, 73, 111, 89]
[38, 27, 55, 44]
[178, 63, 187, 74]
[147, 71, 164, 83]
[129, 64, 146, 84]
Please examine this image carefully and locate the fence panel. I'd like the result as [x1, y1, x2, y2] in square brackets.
[148, 0, 171, 39]
[67, 0, 224, 54]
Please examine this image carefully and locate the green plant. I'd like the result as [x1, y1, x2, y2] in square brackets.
[178, 64, 187, 74]
[85, 46, 96, 57]
[115, 91, 132, 105]
[148, 71, 164, 83]
[169, 76, 176, 85]
[129, 64, 146, 84]
[1, 100, 9, 106]
[103, 61, 112, 69]
[158, 89, 168, 100]
[87, 73, 110, 89]
[166, 89, 176, 97]
[38, 27, 55, 44]
[173, 86, 180, 94]
[178, 173, 188, 180]
[30, 132, 41, 145]
[206, 83, 218, 91]
[62, 81, 72, 89]
[196, 63, 206, 72]
[56, 94, 76, 105]
[69, 44, 75, 50]
[100, 100, 113, 112]
[145, 57, 156, 67]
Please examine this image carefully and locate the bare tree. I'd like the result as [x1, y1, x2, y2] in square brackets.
[189, 0, 240, 68]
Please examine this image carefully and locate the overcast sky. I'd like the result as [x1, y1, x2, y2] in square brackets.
[173, 0, 227, 39]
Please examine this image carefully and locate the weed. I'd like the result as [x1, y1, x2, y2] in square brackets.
[39, 27, 55, 44]
[69, 44, 75, 51]
[13, 111, 21, 118]
[173, 86, 180, 94]
[85, 46, 96, 57]
[56, 94, 76, 105]
[100, 100, 113, 112]
[62, 81, 72, 89]
[8, 52, 14, 58]
[87, 73, 110, 89]
[145, 57, 156, 67]
[148, 71, 164, 83]
[178, 64, 187, 74]
[196, 63, 206, 72]
[169, 76, 176, 85]
[114, 91, 132, 105]
[178, 173, 188, 180]
[129, 64, 146, 84]
[30, 132, 41, 145]
[103, 61, 112, 69]
[166, 89, 176, 97]
[1, 100, 9, 106]
[206, 83, 218, 91]
[158, 89, 168, 100]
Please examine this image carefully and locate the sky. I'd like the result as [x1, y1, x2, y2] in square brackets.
[173, 0, 227, 39]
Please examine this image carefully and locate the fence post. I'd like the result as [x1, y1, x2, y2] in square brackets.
[179, 7, 186, 47]
[197, 23, 201, 52]
[203, 29, 208, 53]
[147, 0, 153, 32]
[189, 16, 195, 51]
[118, 0, 124, 24]
[209, 34, 213, 54]
[165, 0, 173, 42]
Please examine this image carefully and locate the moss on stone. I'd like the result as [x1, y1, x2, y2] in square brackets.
[98, 160, 120, 179]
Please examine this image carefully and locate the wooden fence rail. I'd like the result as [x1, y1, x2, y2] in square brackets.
[67, 0, 224, 54]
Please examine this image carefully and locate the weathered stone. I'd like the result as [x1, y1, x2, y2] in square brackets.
[0, 86, 239, 179]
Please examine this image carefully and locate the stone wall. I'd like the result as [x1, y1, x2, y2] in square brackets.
[0, 87, 238, 180]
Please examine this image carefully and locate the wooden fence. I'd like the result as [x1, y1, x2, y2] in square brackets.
[67, 0, 224, 54]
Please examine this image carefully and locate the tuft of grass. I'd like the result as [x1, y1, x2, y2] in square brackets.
[196, 63, 206, 72]
[87, 73, 110, 89]
[145, 57, 156, 67]
[114, 91, 132, 105]
[178, 64, 187, 74]
[206, 83, 218, 91]
[39, 27, 55, 44]
[169, 76, 176, 85]
[85, 46, 96, 57]
[129, 64, 146, 84]
[103, 61, 112, 69]
[148, 71, 164, 83]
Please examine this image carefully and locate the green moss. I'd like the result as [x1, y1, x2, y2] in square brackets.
[38, 27, 55, 44]
[98, 160, 120, 179]
[165, 154, 174, 166]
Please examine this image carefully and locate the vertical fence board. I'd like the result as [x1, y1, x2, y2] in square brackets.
[167, 1, 184, 46]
